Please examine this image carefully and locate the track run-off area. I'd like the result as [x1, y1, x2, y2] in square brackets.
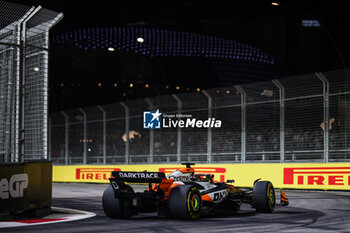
[2, 183, 350, 233]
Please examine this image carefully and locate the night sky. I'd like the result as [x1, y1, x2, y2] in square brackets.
[7, 0, 350, 111]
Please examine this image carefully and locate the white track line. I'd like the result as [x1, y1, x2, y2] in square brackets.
[0, 207, 96, 229]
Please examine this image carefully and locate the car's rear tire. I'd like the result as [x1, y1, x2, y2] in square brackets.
[169, 185, 201, 219]
[102, 185, 134, 219]
[253, 181, 275, 213]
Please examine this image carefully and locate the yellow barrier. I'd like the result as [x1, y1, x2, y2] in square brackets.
[53, 163, 350, 190]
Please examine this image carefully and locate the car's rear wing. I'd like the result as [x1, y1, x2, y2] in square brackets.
[111, 171, 166, 183]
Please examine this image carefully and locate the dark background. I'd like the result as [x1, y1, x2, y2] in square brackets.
[9, 0, 350, 112]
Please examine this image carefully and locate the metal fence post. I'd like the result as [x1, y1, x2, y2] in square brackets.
[316, 72, 330, 162]
[60, 111, 69, 165]
[4, 49, 13, 163]
[272, 79, 285, 163]
[202, 90, 212, 164]
[18, 6, 42, 163]
[78, 108, 87, 164]
[120, 102, 129, 164]
[145, 98, 155, 163]
[235, 85, 246, 163]
[43, 31, 50, 160]
[97, 105, 107, 165]
[48, 116, 51, 161]
[172, 94, 182, 163]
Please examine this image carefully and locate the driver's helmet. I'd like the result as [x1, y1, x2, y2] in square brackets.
[192, 174, 213, 182]
[192, 174, 204, 181]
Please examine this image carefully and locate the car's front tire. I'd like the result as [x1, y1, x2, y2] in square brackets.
[169, 185, 201, 219]
[253, 181, 275, 213]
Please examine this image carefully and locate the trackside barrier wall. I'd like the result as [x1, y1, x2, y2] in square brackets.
[53, 163, 350, 191]
[0, 161, 52, 214]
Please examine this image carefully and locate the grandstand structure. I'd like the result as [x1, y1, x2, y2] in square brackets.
[50, 68, 350, 165]
[52, 27, 274, 64]
[49, 27, 278, 111]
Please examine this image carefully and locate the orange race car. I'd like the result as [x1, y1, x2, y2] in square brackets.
[102, 163, 288, 219]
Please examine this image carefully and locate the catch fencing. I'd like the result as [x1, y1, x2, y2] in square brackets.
[0, 1, 62, 163]
[50, 69, 350, 165]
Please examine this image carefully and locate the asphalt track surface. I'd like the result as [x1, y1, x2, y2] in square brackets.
[3, 183, 350, 233]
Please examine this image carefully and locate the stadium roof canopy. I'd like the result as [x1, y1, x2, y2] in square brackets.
[52, 26, 274, 65]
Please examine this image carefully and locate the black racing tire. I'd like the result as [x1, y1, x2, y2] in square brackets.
[253, 181, 275, 213]
[102, 185, 134, 219]
[169, 185, 201, 219]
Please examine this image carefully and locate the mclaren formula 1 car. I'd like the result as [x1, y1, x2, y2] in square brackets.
[103, 163, 288, 219]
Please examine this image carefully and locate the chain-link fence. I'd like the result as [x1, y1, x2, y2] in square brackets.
[50, 68, 350, 165]
[0, 1, 62, 163]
